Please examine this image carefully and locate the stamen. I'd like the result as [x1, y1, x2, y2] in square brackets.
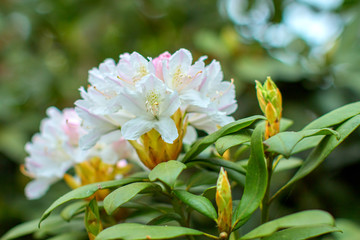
[20, 164, 34, 178]
[93, 86, 107, 96]
[117, 75, 134, 85]
[145, 90, 160, 117]
[211, 78, 234, 102]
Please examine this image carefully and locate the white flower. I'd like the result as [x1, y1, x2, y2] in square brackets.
[188, 60, 238, 134]
[162, 48, 209, 109]
[118, 74, 181, 143]
[73, 49, 238, 166]
[116, 52, 156, 87]
[24, 107, 81, 199]
[24, 107, 135, 199]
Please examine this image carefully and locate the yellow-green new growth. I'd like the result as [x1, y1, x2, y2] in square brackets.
[255, 77, 282, 139]
[216, 167, 232, 236]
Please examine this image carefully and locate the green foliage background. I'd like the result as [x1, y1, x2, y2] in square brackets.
[1, 0, 360, 238]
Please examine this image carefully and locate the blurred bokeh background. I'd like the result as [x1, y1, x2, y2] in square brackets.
[1, 0, 360, 238]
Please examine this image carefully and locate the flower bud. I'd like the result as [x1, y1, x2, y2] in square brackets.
[255, 77, 282, 139]
[216, 167, 232, 234]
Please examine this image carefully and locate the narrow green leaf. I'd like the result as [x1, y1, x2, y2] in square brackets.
[182, 115, 265, 162]
[215, 130, 251, 156]
[174, 190, 217, 220]
[148, 160, 186, 188]
[146, 213, 181, 225]
[39, 177, 143, 226]
[272, 114, 360, 201]
[60, 201, 87, 222]
[303, 101, 360, 130]
[232, 124, 268, 229]
[265, 128, 339, 158]
[104, 182, 159, 215]
[95, 223, 204, 240]
[262, 225, 340, 240]
[240, 210, 335, 239]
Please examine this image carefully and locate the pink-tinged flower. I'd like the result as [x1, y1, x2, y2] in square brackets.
[23, 107, 135, 199]
[152, 51, 171, 80]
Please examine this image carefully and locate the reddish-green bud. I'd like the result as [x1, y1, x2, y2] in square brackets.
[216, 167, 232, 234]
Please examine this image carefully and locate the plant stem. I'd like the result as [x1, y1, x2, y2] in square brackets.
[261, 153, 274, 224]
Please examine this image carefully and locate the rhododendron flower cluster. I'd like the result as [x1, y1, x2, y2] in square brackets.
[75, 48, 237, 169]
[23, 107, 133, 199]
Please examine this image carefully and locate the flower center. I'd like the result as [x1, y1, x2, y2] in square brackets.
[172, 67, 191, 89]
[145, 90, 160, 117]
[133, 65, 149, 83]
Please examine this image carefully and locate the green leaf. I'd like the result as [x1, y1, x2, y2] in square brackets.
[202, 186, 216, 201]
[262, 225, 340, 240]
[186, 158, 246, 185]
[240, 210, 335, 239]
[182, 115, 265, 162]
[1, 215, 83, 240]
[215, 130, 252, 156]
[303, 101, 360, 130]
[85, 198, 102, 237]
[35, 218, 84, 238]
[279, 118, 294, 132]
[186, 158, 246, 175]
[291, 101, 360, 155]
[173, 190, 217, 220]
[104, 182, 160, 215]
[186, 170, 218, 189]
[95, 223, 204, 240]
[264, 128, 339, 158]
[290, 135, 324, 155]
[146, 213, 181, 225]
[60, 201, 87, 222]
[46, 232, 87, 240]
[148, 160, 186, 188]
[1, 219, 39, 240]
[39, 177, 143, 226]
[333, 219, 360, 239]
[273, 157, 303, 173]
[232, 124, 268, 229]
[272, 114, 360, 201]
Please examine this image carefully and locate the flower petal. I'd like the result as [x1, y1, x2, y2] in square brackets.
[25, 178, 56, 200]
[160, 90, 181, 117]
[117, 88, 147, 117]
[121, 117, 154, 140]
[183, 125, 197, 145]
[180, 89, 210, 110]
[154, 117, 178, 143]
